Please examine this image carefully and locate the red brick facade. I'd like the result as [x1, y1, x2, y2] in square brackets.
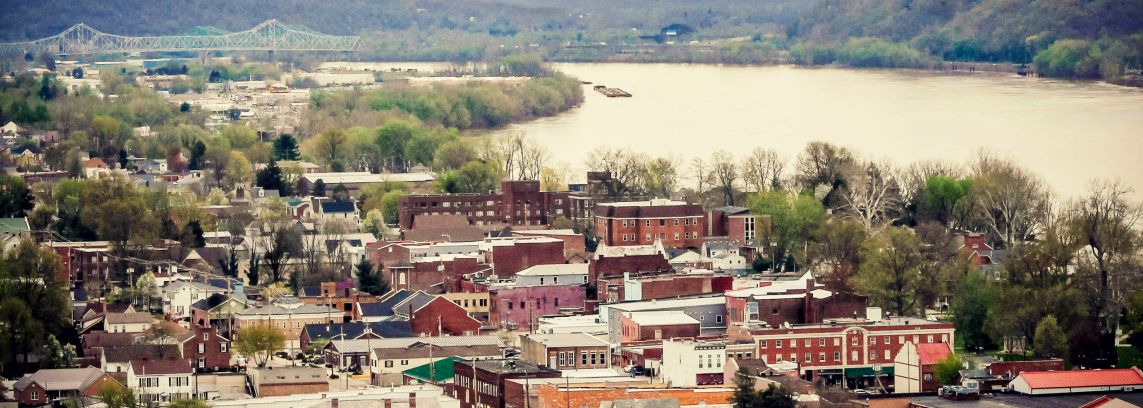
[595, 201, 706, 249]
[490, 285, 587, 332]
[398, 180, 571, 229]
[182, 325, 232, 371]
[619, 317, 701, 343]
[485, 239, 565, 277]
[410, 297, 482, 336]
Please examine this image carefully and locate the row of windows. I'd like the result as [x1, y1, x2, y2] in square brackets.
[557, 351, 607, 366]
[619, 218, 698, 227]
[759, 334, 947, 349]
[620, 232, 693, 242]
[697, 354, 723, 369]
[196, 343, 228, 353]
[452, 298, 489, 308]
[136, 376, 189, 388]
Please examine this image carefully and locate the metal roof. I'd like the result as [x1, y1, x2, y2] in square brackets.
[1018, 368, 1143, 389]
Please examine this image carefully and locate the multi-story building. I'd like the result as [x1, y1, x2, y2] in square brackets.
[13, 367, 125, 407]
[660, 338, 728, 386]
[594, 199, 706, 249]
[600, 296, 726, 344]
[598, 270, 734, 303]
[233, 296, 341, 351]
[398, 180, 571, 229]
[619, 311, 701, 342]
[520, 333, 610, 371]
[724, 272, 867, 328]
[365, 336, 505, 386]
[451, 359, 561, 408]
[726, 312, 955, 389]
[127, 359, 195, 404]
[705, 206, 764, 246]
[488, 278, 587, 332]
[180, 324, 231, 371]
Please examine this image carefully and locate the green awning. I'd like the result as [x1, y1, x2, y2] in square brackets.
[403, 356, 462, 383]
[844, 367, 894, 378]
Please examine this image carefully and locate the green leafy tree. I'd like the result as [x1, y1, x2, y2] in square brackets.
[951, 270, 997, 351]
[235, 324, 286, 368]
[0, 174, 34, 217]
[362, 209, 385, 237]
[747, 189, 825, 271]
[922, 175, 972, 226]
[934, 354, 965, 385]
[95, 381, 135, 408]
[169, 399, 209, 408]
[857, 226, 922, 316]
[0, 239, 70, 365]
[1034, 315, 1068, 359]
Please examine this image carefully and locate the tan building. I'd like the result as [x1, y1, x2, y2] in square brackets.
[234, 296, 340, 352]
[520, 333, 610, 371]
[440, 292, 490, 317]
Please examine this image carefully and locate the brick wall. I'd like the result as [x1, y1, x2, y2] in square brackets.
[534, 385, 732, 408]
[258, 382, 329, 397]
[487, 240, 566, 277]
[490, 285, 586, 331]
[410, 297, 481, 336]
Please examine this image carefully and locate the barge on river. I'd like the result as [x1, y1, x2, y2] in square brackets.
[593, 85, 632, 97]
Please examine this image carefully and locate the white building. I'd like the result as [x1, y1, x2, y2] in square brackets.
[104, 311, 154, 333]
[362, 336, 505, 386]
[660, 338, 727, 387]
[209, 385, 459, 408]
[127, 359, 195, 404]
[163, 281, 227, 320]
[513, 264, 589, 287]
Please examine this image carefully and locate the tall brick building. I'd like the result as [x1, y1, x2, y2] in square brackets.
[594, 199, 706, 249]
[398, 180, 571, 229]
[724, 272, 867, 328]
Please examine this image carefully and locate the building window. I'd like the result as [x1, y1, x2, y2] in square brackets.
[401, 360, 409, 365]
[819, 338, 825, 347]
[923, 373, 933, 382]
[659, 219, 666, 227]
[674, 233, 680, 240]
[559, 352, 566, 366]
[914, 335, 920, 343]
[928, 335, 934, 343]
[851, 337, 858, 346]
[674, 219, 680, 226]
[870, 337, 877, 345]
[885, 349, 891, 360]
[884, 336, 891, 344]
[869, 350, 877, 361]
[715, 315, 723, 323]
[818, 352, 826, 362]
[760, 340, 768, 349]
[385, 360, 393, 368]
[221, 343, 228, 352]
[789, 354, 796, 363]
[804, 339, 811, 347]
[198, 344, 205, 353]
[744, 217, 756, 241]
[654, 330, 662, 340]
[581, 353, 588, 365]
[851, 350, 859, 361]
[899, 336, 905, 344]
[833, 352, 840, 361]
[776, 339, 783, 348]
[805, 353, 811, 363]
[645, 220, 651, 227]
[590, 353, 596, 365]
[834, 338, 840, 346]
[645, 233, 651, 241]
[31, 391, 38, 400]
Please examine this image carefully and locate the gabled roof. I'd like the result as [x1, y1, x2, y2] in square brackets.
[390, 291, 437, 317]
[98, 344, 182, 363]
[916, 342, 952, 365]
[320, 200, 356, 213]
[403, 356, 463, 383]
[304, 321, 413, 342]
[1017, 368, 1143, 389]
[359, 290, 412, 317]
[14, 367, 111, 392]
[131, 359, 193, 375]
[105, 312, 154, 325]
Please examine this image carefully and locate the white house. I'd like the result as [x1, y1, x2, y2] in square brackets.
[127, 359, 195, 404]
[163, 281, 226, 320]
[0, 217, 31, 251]
[104, 311, 154, 333]
[1009, 368, 1143, 395]
[659, 338, 727, 387]
[363, 336, 505, 385]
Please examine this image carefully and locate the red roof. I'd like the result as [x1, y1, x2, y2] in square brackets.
[916, 342, 953, 365]
[130, 359, 193, 375]
[1019, 368, 1143, 389]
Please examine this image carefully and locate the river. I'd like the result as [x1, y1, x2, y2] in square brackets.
[486, 63, 1143, 200]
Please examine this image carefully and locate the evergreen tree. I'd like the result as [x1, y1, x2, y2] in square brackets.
[355, 258, 389, 295]
[179, 102, 190, 112]
[117, 149, 128, 170]
[216, 246, 240, 278]
[247, 256, 261, 286]
[313, 179, 326, 197]
[188, 140, 206, 170]
[255, 159, 293, 196]
[272, 134, 301, 161]
[180, 220, 205, 248]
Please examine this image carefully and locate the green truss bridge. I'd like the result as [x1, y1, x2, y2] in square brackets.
[0, 20, 360, 56]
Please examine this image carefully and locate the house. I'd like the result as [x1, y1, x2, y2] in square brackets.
[660, 338, 727, 387]
[403, 295, 482, 336]
[96, 344, 183, 374]
[13, 367, 125, 407]
[249, 366, 329, 397]
[488, 266, 589, 332]
[366, 336, 505, 385]
[104, 311, 154, 333]
[299, 321, 413, 355]
[520, 333, 610, 370]
[620, 311, 701, 342]
[163, 281, 227, 320]
[127, 359, 195, 404]
[189, 293, 248, 329]
[233, 296, 341, 351]
[0, 217, 31, 251]
[9, 145, 43, 168]
[319, 199, 360, 224]
[893, 342, 953, 393]
[451, 359, 561, 408]
[1009, 368, 1143, 395]
[82, 157, 112, 179]
[594, 199, 705, 249]
[0, 121, 22, 137]
[702, 242, 748, 271]
[180, 324, 231, 371]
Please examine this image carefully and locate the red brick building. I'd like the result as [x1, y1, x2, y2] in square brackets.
[181, 324, 231, 372]
[893, 341, 953, 393]
[406, 296, 482, 336]
[398, 180, 571, 229]
[594, 199, 706, 249]
[724, 272, 866, 328]
[598, 270, 734, 303]
[452, 359, 561, 408]
[489, 284, 587, 332]
[706, 206, 763, 245]
[619, 311, 701, 342]
[13, 367, 124, 406]
[727, 316, 955, 388]
[588, 243, 673, 285]
[482, 237, 566, 277]
[298, 281, 381, 321]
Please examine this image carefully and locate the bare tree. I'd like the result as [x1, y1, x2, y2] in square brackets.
[742, 147, 785, 192]
[840, 159, 903, 230]
[795, 141, 856, 207]
[493, 132, 548, 181]
[584, 146, 647, 198]
[901, 159, 964, 208]
[689, 157, 713, 203]
[1068, 180, 1142, 335]
[968, 151, 1052, 248]
[711, 150, 740, 206]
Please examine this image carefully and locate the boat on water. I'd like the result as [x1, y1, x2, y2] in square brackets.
[593, 84, 632, 97]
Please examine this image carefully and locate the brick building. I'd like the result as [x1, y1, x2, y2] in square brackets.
[249, 366, 329, 397]
[598, 270, 734, 303]
[406, 296, 482, 336]
[511, 229, 588, 262]
[726, 315, 955, 388]
[601, 296, 726, 344]
[724, 272, 867, 328]
[520, 333, 610, 370]
[620, 311, 702, 342]
[451, 359, 561, 408]
[594, 199, 706, 249]
[297, 281, 381, 321]
[481, 237, 566, 277]
[180, 324, 231, 371]
[587, 243, 673, 285]
[398, 180, 571, 229]
[13, 367, 125, 407]
[893, 341, 953, 393]
[489, 283, 587, 332]
[705, 206, 764, 246]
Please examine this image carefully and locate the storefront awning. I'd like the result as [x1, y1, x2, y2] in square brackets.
[844, 367, 894, 378]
